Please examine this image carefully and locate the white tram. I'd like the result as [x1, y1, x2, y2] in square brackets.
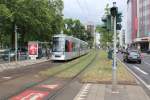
[51, 34, 89, 60]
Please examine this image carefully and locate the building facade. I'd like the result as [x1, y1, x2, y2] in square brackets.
[136, 0, 150, 51]
[127, 0, 132, 44]
[127, 0, 150, 51]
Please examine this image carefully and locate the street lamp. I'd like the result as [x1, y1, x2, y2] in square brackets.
[110, 2, 118, 93]
[15, 24, 18, 62]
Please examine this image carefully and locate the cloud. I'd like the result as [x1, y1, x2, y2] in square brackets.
[63, 0, 127, 26]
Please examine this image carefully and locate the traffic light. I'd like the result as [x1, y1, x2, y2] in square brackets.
[101, 16, 107, 29]
[101, 15, 111, 31]
[116, 13, 122, 22]
[101, 11, 122, 31]
[106, 15, 111, 30]
[116, 12, 122, 30]
[116, 24, 122, 30]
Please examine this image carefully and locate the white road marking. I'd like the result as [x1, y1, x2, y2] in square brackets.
[144, 61, 150, 66]
[132, 65, 149, 75]
[2, 76, 12, 79]
[117, 58, 150, 90]
[73, 84, 91, 100]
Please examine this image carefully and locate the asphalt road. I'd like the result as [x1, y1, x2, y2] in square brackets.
[118, 53, 150, 95]
[0, 61, 61, 99]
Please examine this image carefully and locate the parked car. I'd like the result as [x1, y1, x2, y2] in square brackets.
[123, 50, 142, 64]
[2, 48, 28, 61]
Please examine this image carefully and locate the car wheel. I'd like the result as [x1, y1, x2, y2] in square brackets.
[138, 60, 141, 64]
[126, 59, 129, 63]
[123, 59, 126, 62]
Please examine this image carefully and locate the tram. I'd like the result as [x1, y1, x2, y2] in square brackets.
[51, 34, 89, 60]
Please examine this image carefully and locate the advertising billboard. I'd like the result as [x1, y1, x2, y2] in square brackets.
[28, 41, 38, 60]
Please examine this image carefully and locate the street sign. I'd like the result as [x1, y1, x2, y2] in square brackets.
[28, 41, 38, 60]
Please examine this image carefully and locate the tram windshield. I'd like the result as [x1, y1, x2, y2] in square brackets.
[52, 37, 64, 52]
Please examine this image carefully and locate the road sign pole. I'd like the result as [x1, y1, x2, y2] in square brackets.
[112, 16, 117, 92]
[110, 2, 118, 93]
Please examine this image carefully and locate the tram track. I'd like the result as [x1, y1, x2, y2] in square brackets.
[0, 61, 61, 84]
[47, 52, 97, 100]
[5, 52, 94, 99]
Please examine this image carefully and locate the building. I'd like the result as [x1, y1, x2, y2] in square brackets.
[119, 29, 126, 47]
[122, 30, 126, 46]
[127, 0, 133, 44]
[135, 0, 150, 51]
[127, 0, 150, 51]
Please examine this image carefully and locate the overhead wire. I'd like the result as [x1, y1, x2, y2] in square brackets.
[75, 0, 90, 23]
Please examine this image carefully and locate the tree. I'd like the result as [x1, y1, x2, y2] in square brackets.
[63, 18, 93, 47]
[0, 0, 64, 48]
[63, 18, 86, 41]
[96, 25, 113, 47]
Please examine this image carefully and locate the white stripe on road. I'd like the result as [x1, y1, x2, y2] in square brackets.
[143, 61, 150, 66]
[132, 65, 149, 75]
[117, 58, 150, 90]
[73, 84, 91, 100]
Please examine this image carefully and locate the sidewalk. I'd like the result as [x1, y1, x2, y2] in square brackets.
[0, 57, 50, 72]
[74, 84, 150, 100]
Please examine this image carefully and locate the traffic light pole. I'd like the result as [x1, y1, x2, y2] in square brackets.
[110, 2, 118, 93]
[112, 16, 117, 93]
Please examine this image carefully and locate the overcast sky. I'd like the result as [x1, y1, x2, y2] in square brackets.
[63, 0, 127, 28]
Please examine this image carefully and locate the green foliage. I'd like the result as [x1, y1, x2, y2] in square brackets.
[63, 18, 93, 47]
[96, 25, 113, 47]
[105, 3, 110, 15]
[0, 0, 63, 48]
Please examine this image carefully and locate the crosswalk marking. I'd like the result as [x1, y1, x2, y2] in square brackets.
[74, 84, 91, 100]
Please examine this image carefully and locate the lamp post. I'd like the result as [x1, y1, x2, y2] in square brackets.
[15, 24, 18, 62]
[110, 2, 118, 93]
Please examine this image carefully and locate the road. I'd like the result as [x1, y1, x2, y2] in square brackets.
[118, 53, 150, 96]
[0, 61, 61, 99]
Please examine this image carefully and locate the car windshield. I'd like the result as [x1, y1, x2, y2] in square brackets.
[52, 37, 64, 52]
[130, 51, 139, 56]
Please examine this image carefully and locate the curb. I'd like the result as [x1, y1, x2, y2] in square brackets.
[0, 58, 50, 72]
[117, 58, 150, 90]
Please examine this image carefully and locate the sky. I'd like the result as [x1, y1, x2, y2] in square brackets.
[63, 0, 127, 28]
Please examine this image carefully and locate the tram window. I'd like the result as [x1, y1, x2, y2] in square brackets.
[52, 37, 64, 52]
[72, 42, 75, 51]
[65, 40, 69, 52]
[65, 40, 73, 52]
